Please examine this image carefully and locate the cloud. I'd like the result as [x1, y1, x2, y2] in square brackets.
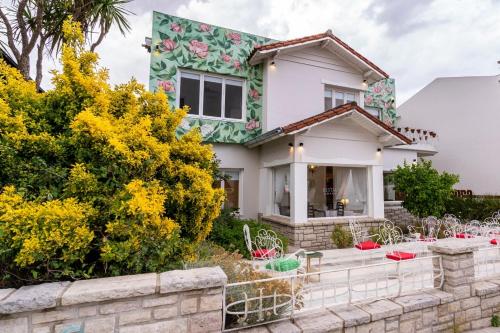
[5, 0, 500, 105]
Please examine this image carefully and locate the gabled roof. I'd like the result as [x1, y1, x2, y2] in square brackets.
[245, 102, 411, 148]
[248, 31, 389, 80]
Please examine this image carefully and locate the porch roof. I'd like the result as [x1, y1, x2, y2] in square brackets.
[244, 102, 412, 148]
[248, 30, 389, 81]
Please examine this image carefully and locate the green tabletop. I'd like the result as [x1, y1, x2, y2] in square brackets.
[296, 250, 324, 258]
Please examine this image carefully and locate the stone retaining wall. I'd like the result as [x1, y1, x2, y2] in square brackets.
[261, 216, 386, 250]
[0, 267, 226, 333]
[384, 201, 419, 226]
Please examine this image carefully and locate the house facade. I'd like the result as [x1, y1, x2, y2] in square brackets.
[148, 12, 434, 246]
[398, 75, 500, 196]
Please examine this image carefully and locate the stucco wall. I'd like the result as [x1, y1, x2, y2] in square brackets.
[383, 147, 417, 171]
[212, 143, 260, 218]
[398, 75, 500, 195]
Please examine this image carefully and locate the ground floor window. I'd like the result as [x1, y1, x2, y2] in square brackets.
[216, 169, 241, 210]
[384, 172, 403, 201]
[307, 165, 367, 217]
[273, 165, 290, 216]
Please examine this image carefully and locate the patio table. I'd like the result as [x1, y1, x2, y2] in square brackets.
[296, 250, 324, 282]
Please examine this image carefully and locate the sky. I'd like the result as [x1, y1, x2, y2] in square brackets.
[3, 0, 500, 105]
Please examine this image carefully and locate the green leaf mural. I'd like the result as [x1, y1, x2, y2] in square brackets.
[364, 78, 397, 126]
[149, 12, 274, 143]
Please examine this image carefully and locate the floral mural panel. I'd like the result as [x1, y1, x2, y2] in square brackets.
[149, 12, 274, 143]
[364, 78, 397, 126]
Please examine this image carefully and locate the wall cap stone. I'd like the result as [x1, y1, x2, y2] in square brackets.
[328, 304, 371, 327]
[262, 215, 386, 227]
[0, 281, 69, 314]
[428, 240, 478, 255]
[62, 272, 157, 306]
[473, 280, 500, 296]
[393, 292, 440, 312]
[160, 266, 227, 294]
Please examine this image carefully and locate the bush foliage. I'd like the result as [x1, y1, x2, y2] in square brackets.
[445, 196, 500, 221]
[0, 19, 223, 285]
[330, 225, 353, 248]
[393, 160, 459, 218]
[208, 209, 288, 259]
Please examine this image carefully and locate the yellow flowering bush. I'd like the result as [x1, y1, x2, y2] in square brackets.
[0, 19, 223, 285]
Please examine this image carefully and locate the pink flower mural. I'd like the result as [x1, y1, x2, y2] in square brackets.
[227, 32, 241, 45]
[221, 53, 231, 63]
[249, 89, 260, 101]
[373, 85, 382, 94]
[157, 81, 175, 92]
[170, 23, 182, 32]
[199, 23, 211, 32]
[233, 60, 241, 70]
[364, 95, 373, 105]
[245, 119, 260, 130]
[189, 40, 209, 58]
[162, 39, 176, 52]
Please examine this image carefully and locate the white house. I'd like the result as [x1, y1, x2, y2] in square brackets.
[148, 13, 435, 248]
[398, 75, 500, 196]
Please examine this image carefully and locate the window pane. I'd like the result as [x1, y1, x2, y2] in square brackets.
[203, 76, 222, 117]
[365, 107, 380, 118]
[225, 83, 243, 119]
[324, 89, 333, 98]
[222, 170, 240, 210]
[180, 74, 200, 115]
[346, 93, 355, 102]
[324, 97, 332, 111]
[335, 92, 344, 107]
[273, 165, 290, 216]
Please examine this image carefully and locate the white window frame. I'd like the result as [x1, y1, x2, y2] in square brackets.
[219, 169, 244, 214]
[177, 69, 247, 122]
[324, 86, 359, 110]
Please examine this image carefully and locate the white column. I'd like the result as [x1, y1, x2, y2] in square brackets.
[290, 163, 308, 223]
[258, 167, 273, 216]
[371, 165, 385, 218]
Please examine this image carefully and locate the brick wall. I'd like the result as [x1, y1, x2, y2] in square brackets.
[0, 267, 226, 333]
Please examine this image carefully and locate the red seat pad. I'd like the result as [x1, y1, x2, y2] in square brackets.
[455, 233, 474, 239]
[491, 239, 499, 245]
[355, 240, 381, 250]
[251, 248, 276, 258]
[386, 251, 417, 261]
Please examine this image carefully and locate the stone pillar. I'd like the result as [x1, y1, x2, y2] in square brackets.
[290, 162, 307, 223]
[429, 241, 478, 300]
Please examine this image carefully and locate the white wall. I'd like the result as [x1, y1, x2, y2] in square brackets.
[383, 148, 417, 171]
[264, 47, 366, 131]
[212, 143, 260, 219]
[398, 75, 500, 195]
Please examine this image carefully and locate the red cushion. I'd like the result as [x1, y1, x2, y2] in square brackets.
[386, 251, 417, 261]
[456, 233, 474, 239]
[491, 239, 498, 245]
[251, 248, 276, 258]
[355, 240, 381, 250]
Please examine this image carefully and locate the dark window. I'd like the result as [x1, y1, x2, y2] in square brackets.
[179, 73, 200, 115]
[203, 76, 222, 117]
[225, 80, 243, 119]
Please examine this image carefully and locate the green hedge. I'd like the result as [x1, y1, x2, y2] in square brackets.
[445, 196, 500, 221]
[208, 209, 288, 259]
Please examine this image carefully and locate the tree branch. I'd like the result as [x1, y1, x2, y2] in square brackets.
[35, 33, 47, 90]
[16, 0, 29, 52]
[25, 0, 44, 54]
[0, 6, 21, 61]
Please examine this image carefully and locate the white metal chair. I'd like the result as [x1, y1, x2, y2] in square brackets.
[378, 221, 417, 261]
[243, 224, 280, 262]
[348, 219, 382, 264]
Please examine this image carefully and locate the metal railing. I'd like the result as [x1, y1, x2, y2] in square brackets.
[222, 255, 443, 331]
[475, 246, 500, 279]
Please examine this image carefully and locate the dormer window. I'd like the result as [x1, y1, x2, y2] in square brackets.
[179, 70, 246, 121]
[324, 87, 357, 110]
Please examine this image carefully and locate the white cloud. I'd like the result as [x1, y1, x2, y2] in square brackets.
[5, 0, 500, 104]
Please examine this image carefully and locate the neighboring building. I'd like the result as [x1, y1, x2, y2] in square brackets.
[398, 75, 500, 196]
[148, 12, 434, 245]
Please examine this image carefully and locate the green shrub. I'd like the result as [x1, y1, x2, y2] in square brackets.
[492, 314, 500, 327]
[445, 196, 500, 221]
[393, 160, 459, 218]
[208, 209, 288, 259]
[331, 225, 353, 248]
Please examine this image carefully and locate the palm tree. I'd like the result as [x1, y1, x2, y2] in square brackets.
[0, 0, 133, 89]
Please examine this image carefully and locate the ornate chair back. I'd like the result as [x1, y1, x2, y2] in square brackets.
[254, 229, 282, 259]
[348, 219, 364, 245]
[243, 224, 253, 254]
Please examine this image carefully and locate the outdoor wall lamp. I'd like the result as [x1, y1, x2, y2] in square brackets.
[288, 142, 293, 147]
[377, 148, 382, 152]
[299, 143, 304, 147]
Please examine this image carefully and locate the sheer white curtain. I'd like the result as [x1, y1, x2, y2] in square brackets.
[335, 168, 351, 202]
[273, 165, 290, 215]
[351, 168, 368, 214]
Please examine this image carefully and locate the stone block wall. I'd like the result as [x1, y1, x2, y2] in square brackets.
[0, 267, 226, 333]
[262, 216, 386, 250]
[384, 201, 419, 226]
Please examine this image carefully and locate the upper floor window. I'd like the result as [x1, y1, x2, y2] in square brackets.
[179, 70, 245, 121]
[324, 87, 357, 111]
